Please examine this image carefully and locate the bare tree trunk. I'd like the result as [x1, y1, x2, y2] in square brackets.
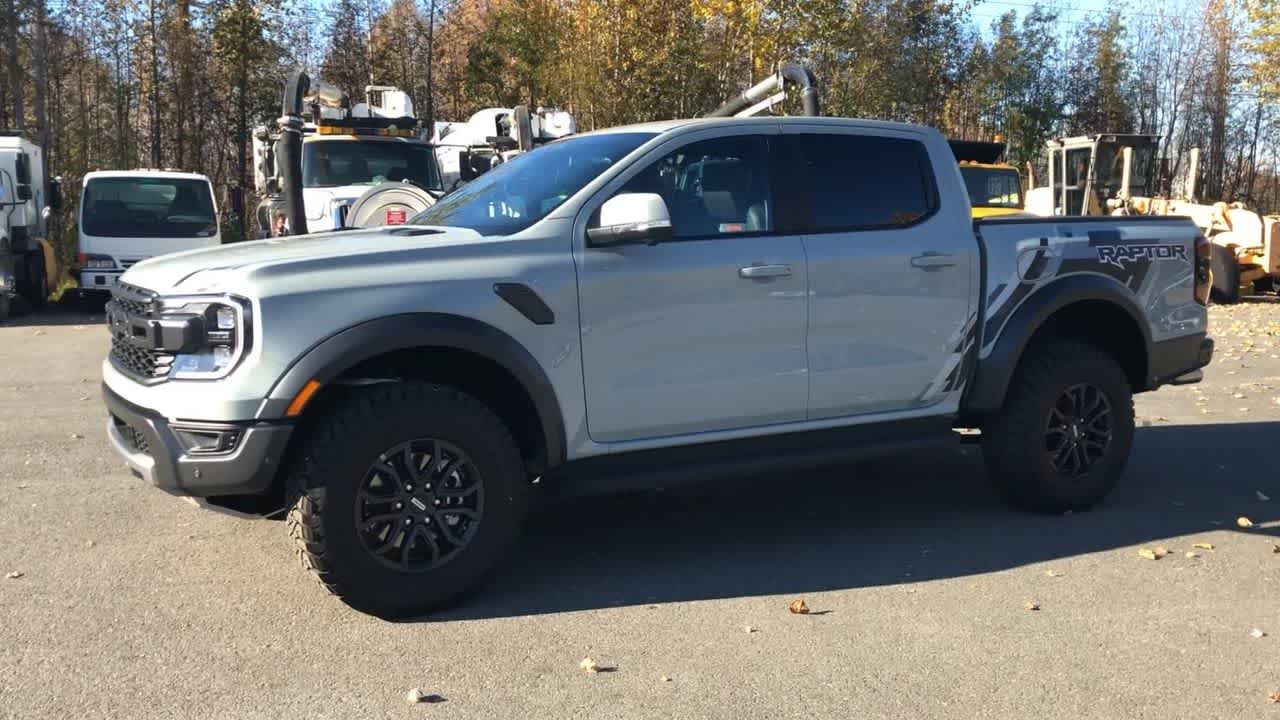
[32, 0, 48, 152]
[2, 0, 24, 130]
[425, 0, 435, 129]
[148, 0, 162, 167]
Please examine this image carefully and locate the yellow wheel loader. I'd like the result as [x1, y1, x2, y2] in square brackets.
[1026, 133, 1277, 303]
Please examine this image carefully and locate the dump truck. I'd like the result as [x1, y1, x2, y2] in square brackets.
[948, 140, 1026, 219]
[0, 132, 62, 321]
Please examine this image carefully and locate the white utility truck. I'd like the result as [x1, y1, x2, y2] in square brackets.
[0, 131, 62, 321]
[253, 84, 444, 234]
[432, 106, 576, 188]
[76, 170, 220, 301]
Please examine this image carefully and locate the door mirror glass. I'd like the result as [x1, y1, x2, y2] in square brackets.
[587, 192, 673, 246]
[45, 176, 62, 211]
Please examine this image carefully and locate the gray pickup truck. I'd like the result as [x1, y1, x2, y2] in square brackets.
[102, 116, 1214, 617]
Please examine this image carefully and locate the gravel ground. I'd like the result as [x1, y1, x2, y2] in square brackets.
[1, 301, 1278, 719]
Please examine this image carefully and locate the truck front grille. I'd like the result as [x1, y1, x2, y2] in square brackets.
[106, 283, 174, 382]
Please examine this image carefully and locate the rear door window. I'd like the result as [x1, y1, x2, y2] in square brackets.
[782, 133, 936, 232]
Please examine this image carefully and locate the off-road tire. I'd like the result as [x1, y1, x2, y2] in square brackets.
[26, 252, 47, 309]
[286, 381, 528, 618]
[982, 340, 1134, 512]
[1210, 243, 1241, 304]
[0, 293, 9, 322]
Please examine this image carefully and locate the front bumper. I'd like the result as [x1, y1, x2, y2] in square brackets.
[103, 383, 292, 497]
[79, 269, 124, 290]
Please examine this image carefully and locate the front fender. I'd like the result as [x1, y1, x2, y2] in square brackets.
[260, 312, 566, 467]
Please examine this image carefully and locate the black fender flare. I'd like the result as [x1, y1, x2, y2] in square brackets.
[963, 274, 1154, 414]
[261, 313, 566, 468]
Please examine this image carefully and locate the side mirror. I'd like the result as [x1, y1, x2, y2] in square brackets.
[587, 193, 674, 247]
[458, 150, 477, 181]
[45, 176, 62, 211]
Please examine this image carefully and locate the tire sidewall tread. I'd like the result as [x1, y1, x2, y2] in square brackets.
[286, 381, 528, 617]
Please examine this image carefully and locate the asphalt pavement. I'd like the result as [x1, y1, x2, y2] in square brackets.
[1, 300, 1278, 719]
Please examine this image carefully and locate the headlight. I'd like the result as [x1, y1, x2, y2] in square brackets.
[157, 296, 252, 380]
[78, 253, 116, 270]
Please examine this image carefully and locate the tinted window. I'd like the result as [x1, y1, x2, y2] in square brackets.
[619, 135, 772, 239]
[82, 177, 217, 238]
[960, 166, 1022, 209]
[786, 134, 934, 231]
[411, 132, 653, 236]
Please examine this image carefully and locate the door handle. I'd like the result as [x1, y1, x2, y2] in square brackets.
[910, 252, 957, 270]
[739, 264, 792, 279]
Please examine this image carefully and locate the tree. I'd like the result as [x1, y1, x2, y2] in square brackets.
[321, 0, 372, 99]
[1063, 11, 1134, 134]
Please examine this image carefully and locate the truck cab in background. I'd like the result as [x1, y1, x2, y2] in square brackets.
[253, 85, 444, 235]
[948, 139, 1026, 218]
[0, 132, 61, 321]
[76, 170, 220, 301]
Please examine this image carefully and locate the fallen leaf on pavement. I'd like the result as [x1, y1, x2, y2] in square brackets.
[743, 625, 757, 633]
[1044, 569, 1063, 578]
[1154, 546, 1170, 557]
[69, 433, 83, 440]
[1251, 628, 1267, 639]
[580, 657, 600, 673]
[32, 329, 45, 336]
[1258, 491, 1271, 502]
[1233, 392, 1246, 399]
[789, 598, 810, 615]
[1185, 551, 1199, 559]
[660, 675, 672, 682]
[1238, 516, 1255, 529]
[1192, 542, 1215, 550]
[1269, 690, 1280, 704]
[5, 571, 22, 579]
[404, 688, 444, 704]
[1025, 601, 1040, 611]
[1138, 548, 1160, 561]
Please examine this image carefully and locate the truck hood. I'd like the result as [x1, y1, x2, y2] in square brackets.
[118, 225, 487, 294]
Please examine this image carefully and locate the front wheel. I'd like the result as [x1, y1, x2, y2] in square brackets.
[287, 382, 528, 618]
[982, 341, 1135, 512]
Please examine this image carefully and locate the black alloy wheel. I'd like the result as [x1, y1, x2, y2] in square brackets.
[354, 438, 485, 572]
[1044, 383, 1113, 478]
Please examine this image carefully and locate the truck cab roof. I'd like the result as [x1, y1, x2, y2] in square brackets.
[83, 169, 212, 183]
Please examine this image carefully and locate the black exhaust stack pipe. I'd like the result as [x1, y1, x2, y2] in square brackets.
[278, 71, 310, 236]
[706, 63, 820, 118]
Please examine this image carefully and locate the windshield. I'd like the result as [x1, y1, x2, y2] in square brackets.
[303, 139, 442, 191]
[960, 166, 1022, 208]
[411, 132, 654, 236]
[1095, 142, 1155, 198]
[82, 177, 217, 238]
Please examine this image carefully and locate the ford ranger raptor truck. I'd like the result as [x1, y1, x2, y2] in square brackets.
[102, 74, 1213, 617]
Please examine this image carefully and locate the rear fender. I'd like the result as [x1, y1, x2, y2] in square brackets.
[963, 274, 1153, 415]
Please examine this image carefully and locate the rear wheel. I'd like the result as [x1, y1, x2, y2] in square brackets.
[287, 381, 528, 618]
[1210, 243, 1241, 304]
[982, 340, 1134, 512]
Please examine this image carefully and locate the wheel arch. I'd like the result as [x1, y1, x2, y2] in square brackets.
[264, 313, 567, 474]
[963, 275, 1153, 417]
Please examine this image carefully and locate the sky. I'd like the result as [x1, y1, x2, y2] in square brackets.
[968, 0, 1198, 38]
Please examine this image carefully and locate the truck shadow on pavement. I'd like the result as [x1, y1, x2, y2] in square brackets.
[436, 421, 1280, 621]
[0, 300, 103, 328]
